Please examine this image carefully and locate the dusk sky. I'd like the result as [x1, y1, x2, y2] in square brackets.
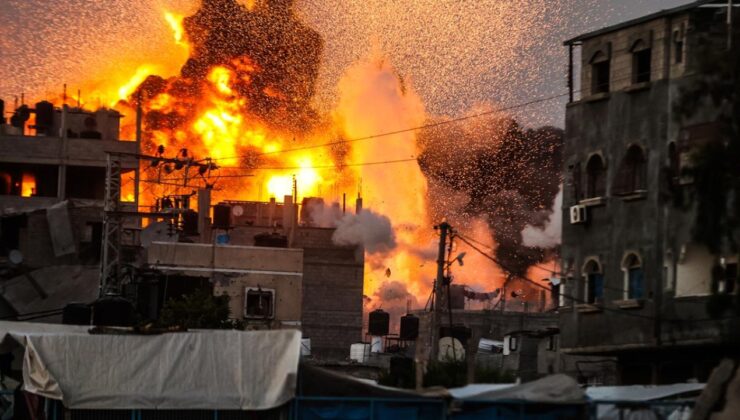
[0, 0, 687, 127]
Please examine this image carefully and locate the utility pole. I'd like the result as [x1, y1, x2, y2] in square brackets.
[430, 221, 451, 361]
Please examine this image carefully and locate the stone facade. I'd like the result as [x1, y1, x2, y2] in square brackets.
[560, 2, 739, 384]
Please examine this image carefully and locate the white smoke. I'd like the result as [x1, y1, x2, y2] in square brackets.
[521, 186, 562, 249]
[332, 209, 397, 254]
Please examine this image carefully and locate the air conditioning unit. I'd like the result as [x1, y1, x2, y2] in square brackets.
[570, 205, 587, 224]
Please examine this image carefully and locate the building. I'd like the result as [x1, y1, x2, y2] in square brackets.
[218, 199, 366, 360]
[560, 0, 739, 384]
[0, 101, 139, 320]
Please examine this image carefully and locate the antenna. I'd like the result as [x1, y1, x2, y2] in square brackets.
[77, 89, 81, 108]
[63, 84, 67, 105]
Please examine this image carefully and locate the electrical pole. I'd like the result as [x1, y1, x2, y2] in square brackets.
[431, 221, 451, 361]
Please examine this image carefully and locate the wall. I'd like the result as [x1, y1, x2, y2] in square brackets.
[214, 272, 302, 329]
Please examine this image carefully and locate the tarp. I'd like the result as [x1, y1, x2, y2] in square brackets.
[0, 321, 301, 410]
[46, 201, 76, 257]
[455, 374, 585, 403]
[585, 383, 705, 401]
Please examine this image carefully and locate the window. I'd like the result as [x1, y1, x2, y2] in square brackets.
[631, 40, 652, 84]
[585, 154, 607, 198]
[718, 258, 738, 294]
[613, 145, 647, 196]
[622, 253, 645, 300]
[244, 287, 275, 319]
[583, 259, 604, 304]
[673, 29, 684, 64]
[590, 51, 610, 94]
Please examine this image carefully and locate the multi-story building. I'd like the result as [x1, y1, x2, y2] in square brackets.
[560, 0, 739, 384]
[0, 101, 139, 320]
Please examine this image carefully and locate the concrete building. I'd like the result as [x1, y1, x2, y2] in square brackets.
[560, 0, 739, 384]
[0, 101, 139, 320]
[147, 242, 304, 330]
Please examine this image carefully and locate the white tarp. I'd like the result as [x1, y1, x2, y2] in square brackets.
[0, 321, 301, 410]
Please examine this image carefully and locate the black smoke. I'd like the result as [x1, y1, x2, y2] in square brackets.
[418, 117, 563, 276]
[134, 0, 323, 136]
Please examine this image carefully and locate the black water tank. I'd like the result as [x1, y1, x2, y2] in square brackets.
[368, 309, 390, 336]
[62, 303, 91, 325]
[439, 324, 472, 347]
[254, 232, 288, 248]
[92, 295, 135, 327]
[34, 101, 54, 133]
[212, 204, 231, 230]
[182, 210, 198, 235]
[399, 314, 419, 340]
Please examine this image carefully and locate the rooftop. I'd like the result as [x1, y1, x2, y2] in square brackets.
[564, 0, 728, 45]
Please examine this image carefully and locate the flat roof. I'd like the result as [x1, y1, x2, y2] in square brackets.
[564, 0, 723, 45]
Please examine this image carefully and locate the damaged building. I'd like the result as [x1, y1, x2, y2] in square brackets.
[560, 0, 739, 384]
[0, 100, 140, 321]
[0, 97, 366, 359]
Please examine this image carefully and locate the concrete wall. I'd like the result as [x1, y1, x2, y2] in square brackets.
[214, 272, 302, 329]
[147, 242, 303, 274]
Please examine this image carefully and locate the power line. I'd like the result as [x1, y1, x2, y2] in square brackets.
[206, 92, 570, 163]
[454, 232, 739, 324]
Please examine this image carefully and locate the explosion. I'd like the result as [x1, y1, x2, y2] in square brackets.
[10, 0, 566, 316]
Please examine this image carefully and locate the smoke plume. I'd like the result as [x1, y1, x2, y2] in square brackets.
[522, 186, 563, 249]
[332, 209, 397, 255]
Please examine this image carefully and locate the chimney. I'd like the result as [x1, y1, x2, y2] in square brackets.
[355, 197, 363, 214]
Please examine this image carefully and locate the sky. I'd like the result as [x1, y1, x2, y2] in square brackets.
[0, 0, 686, 128]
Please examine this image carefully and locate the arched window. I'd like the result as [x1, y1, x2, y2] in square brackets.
[631, 39, 652, 84]
[622, 253, 645, 299]
[583, 259, 604, 304]
[590, 51, 610, 94]
[585, 154, 607, 198]
[613, 145, 647, 195]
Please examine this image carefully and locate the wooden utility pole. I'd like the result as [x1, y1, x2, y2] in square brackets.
[430, 221, 451, 361]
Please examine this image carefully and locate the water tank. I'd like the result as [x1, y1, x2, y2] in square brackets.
[399, 314, 419, 340]
[368, 309, 390, 336]
[92, 295, 135, 327]
[212, 204, 231, 230]
[254, 232, 288, 248]
[181, 210, 198, 235]
[439, 324, 472, 347]
[34, 101, 54, 134]
[62, 303, 91, 325]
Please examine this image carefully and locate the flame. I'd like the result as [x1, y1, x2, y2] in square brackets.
[164, 12, 187, 47]
[117, 65, 155, 105]
[21, 173, 36, 197]
[47, 3, 517, 315]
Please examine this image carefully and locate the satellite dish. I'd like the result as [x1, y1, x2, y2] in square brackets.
[9, 250, 23, 265]
[232, 205, 244, 217]
[438, 337, 465, 362]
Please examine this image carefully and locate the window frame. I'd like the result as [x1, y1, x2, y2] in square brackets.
[622, 253, 645, 300]
[585, 154, 607, 199]
[244, 287, 276, 319]
[582, 258, 605, 304]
